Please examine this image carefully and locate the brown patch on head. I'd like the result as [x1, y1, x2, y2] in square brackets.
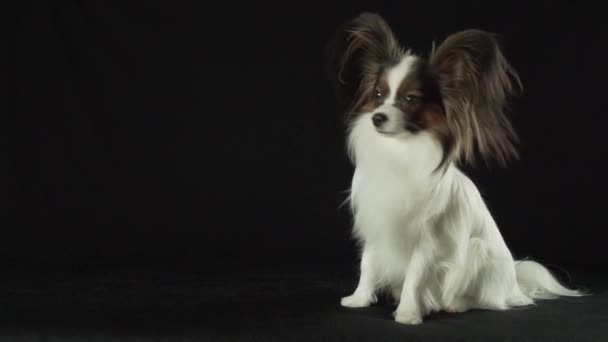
[390, 58, 446, 132]
[419, 104, 446, 129]
[390, 58, 455, 172]
[353, 68, 391, 117]
[396, 77, 424, 104]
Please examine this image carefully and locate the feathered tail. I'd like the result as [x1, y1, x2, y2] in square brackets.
[515, 260, 586, 299]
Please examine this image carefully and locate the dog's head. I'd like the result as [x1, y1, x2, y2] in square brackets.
[328, 13, 522, 170]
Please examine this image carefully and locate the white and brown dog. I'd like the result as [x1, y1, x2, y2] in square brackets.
[329, 12, 583, 324]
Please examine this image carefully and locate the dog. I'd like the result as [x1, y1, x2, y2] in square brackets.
[328, 12, 583, 324]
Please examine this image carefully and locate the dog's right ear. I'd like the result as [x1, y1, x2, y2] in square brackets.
[429, 29, 522, 166]
[325, 13, 403, 116]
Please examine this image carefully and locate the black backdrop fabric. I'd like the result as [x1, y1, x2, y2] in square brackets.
[7, 1, 608, 340]
[10, 1, 608, 272]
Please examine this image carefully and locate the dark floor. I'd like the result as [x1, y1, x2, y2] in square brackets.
[0, 266, 605, 341]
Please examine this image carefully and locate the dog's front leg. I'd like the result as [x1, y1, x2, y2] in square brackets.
[394, 243, 431, 325]
[341, 244, 378, 308]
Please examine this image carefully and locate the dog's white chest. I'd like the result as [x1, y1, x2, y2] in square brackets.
[350, 167, 430, 242]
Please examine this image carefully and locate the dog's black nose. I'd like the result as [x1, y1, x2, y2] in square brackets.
[372, 113, 388, 127]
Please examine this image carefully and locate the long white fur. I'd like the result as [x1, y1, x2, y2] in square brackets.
[341, 56, 583, 325]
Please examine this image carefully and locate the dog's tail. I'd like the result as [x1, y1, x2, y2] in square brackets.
[515, 260, 586, 299]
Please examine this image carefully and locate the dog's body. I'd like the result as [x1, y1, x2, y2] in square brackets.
[344, 105, 573, 323]
[329, 13, 582, 324]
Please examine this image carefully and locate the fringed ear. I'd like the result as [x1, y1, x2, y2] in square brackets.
[430, 29, 522, 166]
[326, 13, 404, 117]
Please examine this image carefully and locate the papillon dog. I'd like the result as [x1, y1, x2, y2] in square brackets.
[328, 12, 583, 324]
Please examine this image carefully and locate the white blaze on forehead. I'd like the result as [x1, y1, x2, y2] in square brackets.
[386, 55, 417, 102]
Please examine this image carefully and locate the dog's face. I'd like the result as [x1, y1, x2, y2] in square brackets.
[357, 55, 445, 138]
[329, 13, 522, 167]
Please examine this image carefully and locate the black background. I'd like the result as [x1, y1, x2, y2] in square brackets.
[9, 1, 608, 277]
[7, 1, 608, 340]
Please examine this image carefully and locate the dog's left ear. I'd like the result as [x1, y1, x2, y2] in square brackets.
[430, 30, 522, 166]
[326, 13, 403, 117]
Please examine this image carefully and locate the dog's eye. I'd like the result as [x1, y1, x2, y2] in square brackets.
[398, 95, 419, 103]
[374, 87, 382, 98]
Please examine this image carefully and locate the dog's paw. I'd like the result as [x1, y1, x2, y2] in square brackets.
[444, 298, 470, 313]
[394, 310, 423, 325]
[340, 293, 376, 308]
